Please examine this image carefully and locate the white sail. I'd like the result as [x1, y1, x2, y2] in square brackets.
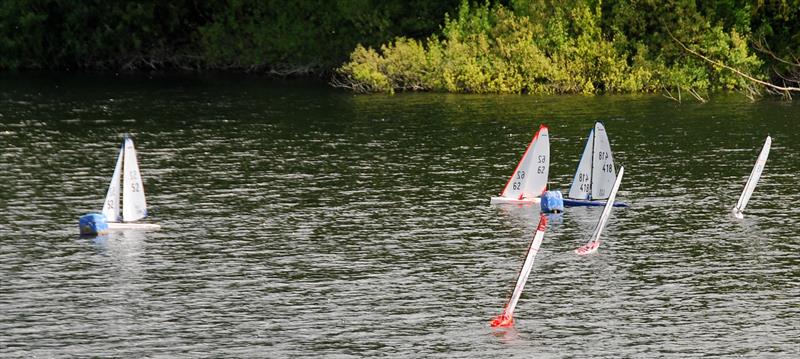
[102, 143, 124, 222]
[575, 166, 624, 255]
[568, 127, 595, 199]
[591, 122, 616, 199]
[589, 166, 624, 243]
[504, 215, 547, 318]
[499, 125, 550, 200]
[732, 136, 771, 219]
[122, 137, 148, 222]
[523, 126, 549, 197]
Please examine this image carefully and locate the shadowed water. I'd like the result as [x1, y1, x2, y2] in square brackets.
[1, 74, 799, 357]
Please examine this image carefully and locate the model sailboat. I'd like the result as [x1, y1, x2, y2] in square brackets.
[563, 122, 627, 207]
[490, 214, 548, 327]
[575, 166, 624, 255]
[490, 124, 550, 205]
[79, 136, 160, 235]
[732, 136, 771, 219]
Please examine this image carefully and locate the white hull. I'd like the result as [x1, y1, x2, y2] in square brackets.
[107, 222, 162, 231]
[575, 240, 600, 255]
[490, 196, 541, 205]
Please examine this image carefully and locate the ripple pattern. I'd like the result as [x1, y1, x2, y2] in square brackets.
[1, 76, 799, 357]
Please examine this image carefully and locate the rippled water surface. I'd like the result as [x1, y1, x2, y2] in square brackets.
[2, 74, 799, 357]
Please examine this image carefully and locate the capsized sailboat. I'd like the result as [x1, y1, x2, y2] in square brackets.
[490, 214, 548, 327]
[79, 136, 160, 235]
[490, 124, 550, 205]
[732, 136, 771, 219]
[563, 122, 627, 207]
[575, 166, 624, 255]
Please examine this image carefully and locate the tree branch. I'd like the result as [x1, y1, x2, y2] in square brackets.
[687, 88, 707, 103]
[662, 86, 681, 103]
[753, 40, 800, 68]
[666, 28, 800, 93]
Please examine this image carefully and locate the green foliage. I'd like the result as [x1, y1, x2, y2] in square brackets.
[0, 0, 794, 95]
[338, 1, 659, 94]
[0, 0, 460, 72]
[337, 0, 780, 97]
[0, 0, 205, 70]
[750, 0, 800, 76]
[337, 38, 435, 93]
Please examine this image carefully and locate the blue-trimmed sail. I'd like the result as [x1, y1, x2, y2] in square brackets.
[591, 122, 616, 199]
[567, 122, 616, 200]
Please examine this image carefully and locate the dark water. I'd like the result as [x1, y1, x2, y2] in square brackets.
[1, 74, 799, 357]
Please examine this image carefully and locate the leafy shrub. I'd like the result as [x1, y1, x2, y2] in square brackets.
[336, 0, 768, 97]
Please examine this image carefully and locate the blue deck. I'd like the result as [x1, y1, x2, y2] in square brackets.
[563, 198, 628, 208]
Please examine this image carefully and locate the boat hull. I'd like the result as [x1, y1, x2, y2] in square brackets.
[107, 222, 162, 231]
[490, 196, 541, 205]
[575, 240, 600, 255]
[563, 198, 627, 208]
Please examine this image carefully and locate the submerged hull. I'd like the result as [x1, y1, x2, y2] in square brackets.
[107, 222, 162, 231]
[563, 198, 627, 208]
[490, 196, 542, 205]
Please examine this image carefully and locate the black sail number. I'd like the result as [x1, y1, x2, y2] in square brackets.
[129, 170, 141, 192]
[577, 172, 590, 193]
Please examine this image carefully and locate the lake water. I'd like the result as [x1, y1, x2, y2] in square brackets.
[1, 74, 799, 357]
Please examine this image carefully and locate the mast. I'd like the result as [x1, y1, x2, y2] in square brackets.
[589, 123, 595, 200]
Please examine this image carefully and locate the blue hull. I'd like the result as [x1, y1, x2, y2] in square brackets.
[563, 198, 628, 208]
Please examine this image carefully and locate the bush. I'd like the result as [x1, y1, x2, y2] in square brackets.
[335, 0, 768, 97]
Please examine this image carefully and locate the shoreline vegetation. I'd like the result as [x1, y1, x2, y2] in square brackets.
[0, 1, 457, 74]
[333, 1, 800, 100]
[2, 1, 798, 100]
